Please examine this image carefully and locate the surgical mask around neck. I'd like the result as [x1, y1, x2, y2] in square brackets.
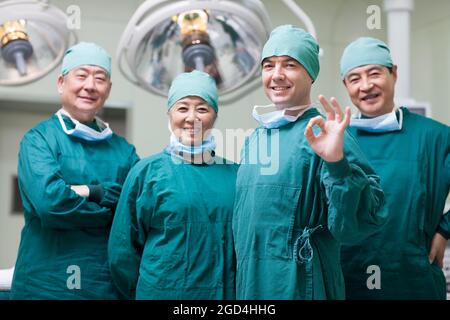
[168, 133, 216, 156]
[350, 108, 403, 133]
[167, 121, 216, 155]
[56, 108, 113, 141]
[252, 103, 313, 129]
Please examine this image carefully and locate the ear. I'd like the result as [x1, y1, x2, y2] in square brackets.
[391, 65, 398, 83]
[57, 75, 64, 94]
[167, 112, 174, 130]
[105, 81, 112, 100]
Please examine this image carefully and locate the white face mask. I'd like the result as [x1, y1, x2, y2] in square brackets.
[252, 103, 312, 129]
[350, 108, 403, 133]
[56, 108, 113, 141]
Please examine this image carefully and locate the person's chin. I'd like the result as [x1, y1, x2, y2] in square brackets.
[181, 136, 201, 146]
[270, 96, 291, 107]
[272, 100, 293, 110]
[75, 102, 101, 112]
[359, 102, 385, 117]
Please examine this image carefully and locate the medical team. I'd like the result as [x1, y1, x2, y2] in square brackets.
[9, 24, 449, 300]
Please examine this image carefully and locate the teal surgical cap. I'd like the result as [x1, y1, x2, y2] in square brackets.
[61, 42, 112, 76]
[261, 25, 320, 82]
[167, 70, 218, 113]
[340, 37, 393, 79]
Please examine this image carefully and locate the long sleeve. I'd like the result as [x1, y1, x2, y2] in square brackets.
[437, 138, 450, 239]
[108, 162, 149, 300]
[88, 145, 140, 210]
[322, 131, 388, 243]
[88, 182, 122, 209]
[18, 129, 114, 230]
[438, 212, 450, 239]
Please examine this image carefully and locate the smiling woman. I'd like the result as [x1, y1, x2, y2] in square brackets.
[108, 70, 239, 300]
[168, 96, 217, 146]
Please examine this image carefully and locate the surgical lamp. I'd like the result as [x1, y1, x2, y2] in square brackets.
[117, 0, 273, 99]
[0, 0, 76, 86]
[117, 0, 319, 101]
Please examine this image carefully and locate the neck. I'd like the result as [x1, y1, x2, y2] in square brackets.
[361, 104, 396, 118]
[275, 100, 312, 117]
[62, 107, 96, 123]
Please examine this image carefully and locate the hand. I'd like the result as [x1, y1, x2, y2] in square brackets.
[70, 185, 90, 198]
[304, 95, 351, 162]
[428, 232, 447, 268]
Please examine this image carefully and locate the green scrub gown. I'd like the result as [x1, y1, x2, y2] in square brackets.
[342, 107, 450, 299]
[11, 114, 139, 299]
[0, 291, 10, 300]
[108, 150, 238, 300]
[233, 108, 387, 300]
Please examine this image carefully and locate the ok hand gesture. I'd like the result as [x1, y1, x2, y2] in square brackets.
[304, 95, 351, 162]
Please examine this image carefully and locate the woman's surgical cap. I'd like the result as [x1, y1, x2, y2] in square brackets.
[167, 70, 218, 113]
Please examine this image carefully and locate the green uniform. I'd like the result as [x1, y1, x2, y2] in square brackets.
[233, 108, 387, 300]
[342, 107, 450, 299]
[108, 151, 238, 299]
[0, 291, 10, 300]
[11, 114, 139, 300]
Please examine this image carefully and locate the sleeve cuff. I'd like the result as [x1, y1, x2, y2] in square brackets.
[87, 184, 104, 204]
[436, 226, 450, 240]
[324, 156, 351, 180]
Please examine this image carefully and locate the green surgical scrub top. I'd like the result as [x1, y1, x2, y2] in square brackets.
[108, 151, 238, 300]
[233, 108, 388, 300]
[11, 115, 139, 299]
[342, 107, 450, 299]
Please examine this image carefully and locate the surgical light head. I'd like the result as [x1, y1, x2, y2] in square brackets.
[0, 19, 33, 76]
[177, 10, 221, 85]
[0, 0, 76, 86]
[116, 0, 271, 98]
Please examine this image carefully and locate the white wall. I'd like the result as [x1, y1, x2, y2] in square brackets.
[0, 109, 50, 268]
[0, 0, 449, 267]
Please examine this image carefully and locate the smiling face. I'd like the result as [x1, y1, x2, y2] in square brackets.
[261, 55, 312, 109]
[57, 65, 111, 122]
[168, 96, 217, 145]
[343, 64, 397, 117]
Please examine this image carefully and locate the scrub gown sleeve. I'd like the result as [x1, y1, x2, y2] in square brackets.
[437, 146, 450, 239]
[17, 130, 113, 230]
[128, 146, 141, 167]
[88, 146, 140, 210]
[108, 161, 149, 300]
[88, 182, 122, 209]
[437, 213, 450, 240]
[321, 131, 388, 243]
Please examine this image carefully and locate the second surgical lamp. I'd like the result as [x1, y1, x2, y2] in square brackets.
[0, 0, 76, 86]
